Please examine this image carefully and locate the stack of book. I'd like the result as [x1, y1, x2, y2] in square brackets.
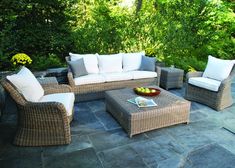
[127, 96, 157, 108]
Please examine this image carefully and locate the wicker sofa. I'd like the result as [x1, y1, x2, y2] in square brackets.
[66, 52, 161, 102]
[185, 56, 235, 111]
[1, 67, 75, 146]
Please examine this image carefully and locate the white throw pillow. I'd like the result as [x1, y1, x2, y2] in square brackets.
[98, 54, 123, 73]
[122, 52, 145, 71]
[69, 53, 99, 74]
[203, 55, 235, 81]
[6, 66, 44, 102]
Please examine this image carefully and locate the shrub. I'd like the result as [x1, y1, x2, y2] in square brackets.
[0, 0, 234, 72]
[32, 54, 65, 71]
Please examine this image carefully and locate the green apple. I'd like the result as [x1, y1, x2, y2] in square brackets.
[146, 90, 150, 94]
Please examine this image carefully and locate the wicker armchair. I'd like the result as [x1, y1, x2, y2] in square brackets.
[1, 79, 74, 146]
[185, 66, 235, 111]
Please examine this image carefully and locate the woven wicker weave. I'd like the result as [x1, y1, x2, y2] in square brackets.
[37, 77, 58, 87]
[105, 87, 190, 137]
[0, 79, 74, 146]
[65, 56, 161, 102]
[160, 67, 184, 90]
[185, 66, 235, 111]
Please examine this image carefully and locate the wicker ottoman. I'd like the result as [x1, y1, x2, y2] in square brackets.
[160, 67, 184, 90]
[105, 86, 190, 137]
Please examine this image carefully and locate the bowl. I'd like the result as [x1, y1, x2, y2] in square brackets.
[134, 87, 161, 97]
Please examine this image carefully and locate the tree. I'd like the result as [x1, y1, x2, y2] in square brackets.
[0, 0, 73, 70]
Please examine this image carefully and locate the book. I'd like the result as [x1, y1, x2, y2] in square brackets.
[127, 98, 137, 105]
[127, 96, 157, 108]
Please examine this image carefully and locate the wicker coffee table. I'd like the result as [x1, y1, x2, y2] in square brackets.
[105, 86, 190, 137]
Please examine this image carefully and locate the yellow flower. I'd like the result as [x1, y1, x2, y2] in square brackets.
[11, 53, 32, 66]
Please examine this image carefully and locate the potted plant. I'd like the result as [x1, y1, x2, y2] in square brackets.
[11, 53, 32, 70]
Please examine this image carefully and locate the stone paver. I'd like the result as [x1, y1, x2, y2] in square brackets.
[98, 145, 148, 168]
[185, 144, 235, 168]
[94, 110, 121, 130]
[89, 128, 147, 152]
[43, 148, 103, 168]
[42, 135, 93, 157]
[0, 83, 235, 168]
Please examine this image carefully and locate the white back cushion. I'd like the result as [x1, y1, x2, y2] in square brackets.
[203, 55, 235, 81]
[189, 77, 221, 92]
[6, 66, 44, 102]
[98, 54, 123, 73]
[69, 53, 99, 74]
[122, 52, 145, 71]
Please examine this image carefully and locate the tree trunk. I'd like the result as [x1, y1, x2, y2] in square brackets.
[136, 0, 142, 14]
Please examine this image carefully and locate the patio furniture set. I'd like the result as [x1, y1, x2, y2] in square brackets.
[0, 52, 234, 146]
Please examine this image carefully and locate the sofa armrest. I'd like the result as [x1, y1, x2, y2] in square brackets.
[67, 68, 75, 87]
[155, 66, 161, 86]
[186, 71, 203, 82]
[43, 84, 72, 95]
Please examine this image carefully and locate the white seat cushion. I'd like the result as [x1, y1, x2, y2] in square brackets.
[69, 53, 99, 74]
[203, 55, 235, 81]
[98, 54, 123, 73]
[188, 77, 221, 92]
[6, 66, 44, 102]
[129, 71, 157, 79]
[102, 72, 132, 82]
[74, 74, 105, 85]
[40, 93, 75, 116]
[122, 52, 145, 71]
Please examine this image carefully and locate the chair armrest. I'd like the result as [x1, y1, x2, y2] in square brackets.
[186, 71, 203, 82]
[25, 101, 65, 112]
[219, 76, 233, 91]
[67, 70, 75, 88]
[155, 66, 161, 86]
[23, 101, 70, 127]
[43, 84, 72, 95]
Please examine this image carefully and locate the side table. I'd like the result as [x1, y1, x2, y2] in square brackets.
[37, 77, 58, 86]
[160, 67, 184, 90]
[37, 77, 72, 94]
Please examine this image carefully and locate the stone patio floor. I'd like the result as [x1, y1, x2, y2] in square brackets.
[0, 81, 235, 168]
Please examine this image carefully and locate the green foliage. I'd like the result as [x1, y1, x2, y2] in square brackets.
[0, 0, 72, 70]
[32, 54, 64, 71]
[140, 0, 235, 71]
[69, 0, 131, 54]
[145, 48, 157, 57]
[0, 0, 234, 71]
